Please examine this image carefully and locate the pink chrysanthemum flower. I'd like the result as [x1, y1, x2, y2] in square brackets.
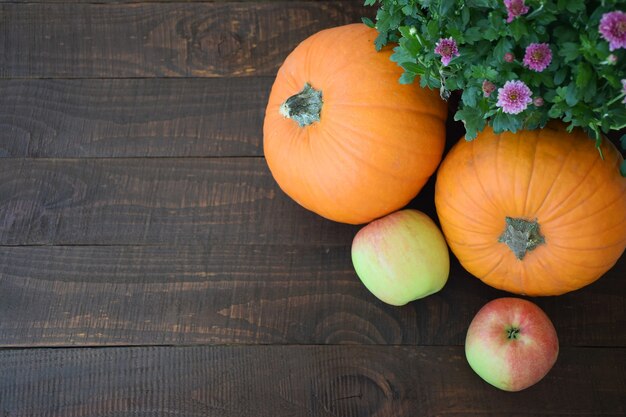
[523, 43, 552, 72]
[434, 37, 459, 66]
[599, 11, 626, 51]
[497, 80, 533, 114]
[504, 0, 530, 23]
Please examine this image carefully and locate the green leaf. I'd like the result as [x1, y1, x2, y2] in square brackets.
[462, 86, 480, 107]
[462, 6, 471, 27]
[427, 20, 439, 39]
[494, 37, 513, 63]
[466, 0, 494, 7]
[374, 32, 388, 51]
[399, 72, 417, 84]
[565, 0, 586, 13]
[399, 35, 422, 56]
[484, 13, 505, 41]
[559, 43, 580, 62]
[554, 26, 578, 42]
[554, 67, 569, 85]
[540, 72, 555, 89]
[402, 4, 417, 16]
[621, 160, 626, 177]
[533, 12, 558, 26]
[439, 0, 456, 16]
[601, 116, 612, 133]
[471, 65, 499, 80]
[509, 19, 528, 41]
[492, 111, 523, 133]
[548, 105, 564, 118]
[454, 106, 486, 140]
[398, 26, 413, 38]
[524, 110, 548, 130]
[575, 62, 593, 88]
[620, 134, 626, 150]
[609, 109, 626, 128]
[362, 17, 375, 28]
[445, 77, 461, 91]
[364, 0, 377, 6]
[448, 27, 464, 42]
[464, 27, 483, 44]
[583, 72, 597, 102]
[400, 61, 423, 74]
[565, 83, 579, 106]
[475, 18, 491, 30]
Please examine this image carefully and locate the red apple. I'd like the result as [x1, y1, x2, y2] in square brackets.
[465, 297, 559, 392]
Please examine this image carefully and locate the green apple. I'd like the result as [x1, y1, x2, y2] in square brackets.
[465, 297, 559, 392]
[351, 209, 449, 306]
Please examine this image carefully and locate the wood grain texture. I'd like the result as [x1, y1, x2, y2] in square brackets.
[1, 345, 624, 417]
[0, 78, 272, 157]
[0, 0, 331, 2]
[0, 1, 372, 78]
[0, 157, 361, 245]
[0, 244, 623, 347]
[0, 79, 620, 159]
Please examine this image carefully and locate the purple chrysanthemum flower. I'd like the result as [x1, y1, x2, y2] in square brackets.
[599, 11, 626, 51]
[504, 0, 530, 23]
[523, 43, 552, 72]
[497, 80, 533, 114]
[434, 37, 459, 66]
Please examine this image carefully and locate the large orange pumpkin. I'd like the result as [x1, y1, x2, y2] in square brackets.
[263, 24, 447, 224]
[435, 123, 626, 296]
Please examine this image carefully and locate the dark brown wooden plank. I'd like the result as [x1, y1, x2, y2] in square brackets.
[0, 78, 270, 157]
[0, 244, 623, 347]
[0, 2, 372, 78]
[0, 90, 459, 246]
[0, 157, 360, 245]
[0, 345, 624, 416]
[0, 0, 334, 2]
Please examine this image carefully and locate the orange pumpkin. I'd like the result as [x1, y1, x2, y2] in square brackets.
[435, 123, 626, 296]
[263, 24, 447, 224]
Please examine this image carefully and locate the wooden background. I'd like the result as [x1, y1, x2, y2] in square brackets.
[0, 1, 625, 416]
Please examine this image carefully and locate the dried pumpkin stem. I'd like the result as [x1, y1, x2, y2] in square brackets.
[279, 83, 323, 127]
[498, 217, 545, 260]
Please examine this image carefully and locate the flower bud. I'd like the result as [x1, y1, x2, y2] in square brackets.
[533, 97, 544, 107]
[607, 54, 618, 64]
[482, 80, 496, 97]
[504, 52, 515, 63]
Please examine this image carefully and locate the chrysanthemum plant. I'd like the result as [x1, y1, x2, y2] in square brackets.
[364, 0, 626, 174]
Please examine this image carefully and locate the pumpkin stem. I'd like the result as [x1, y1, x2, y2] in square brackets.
[498, 217, 545, 260]
[279, 83, 323, 127]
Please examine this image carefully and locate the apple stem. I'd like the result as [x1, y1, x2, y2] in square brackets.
[507, 327, 521, 340]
